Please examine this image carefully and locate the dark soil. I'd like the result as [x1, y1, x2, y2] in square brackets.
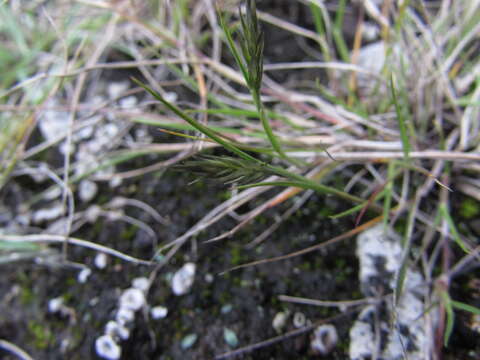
[0, 167, 360, 360]
[1, 2, 479, 360]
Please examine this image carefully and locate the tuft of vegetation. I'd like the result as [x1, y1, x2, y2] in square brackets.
[1, 0, 479, 358]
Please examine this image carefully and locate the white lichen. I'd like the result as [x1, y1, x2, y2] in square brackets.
[78, 179, 98, 202]
[351, 224, 433, 360]
[107, 82, 129, 100]
[223, 328, 239, 348]
[32, 203, 64, 224]
[150, 306, 168, 319]
[48, 297, 64, 313]
[105, 320, 130, 340]
[131, 277, 149, 292]
[77, 267, 92, 284]
[349, 307, 376, 360]
[180, 334, 197, 350]
[95, 334, 121, 360]
[171, 262, 196, 296]
[272, 311, 289, 334]
[310, 324, 338, 355]
[115, 308, 135, 325]
[292, 312, 306, 328]
[119, 288, 145, 311]
[38, 99, 69, 141]
[94, 253, 108, 269]
[85, 205, 102, 223]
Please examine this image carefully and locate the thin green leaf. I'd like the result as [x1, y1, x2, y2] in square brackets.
[441, 291, 455, 347]
[131, 77, 258, 164]
[238, 179, 366, 204]
[451, 300, 480, 315]
[332, 0, 349, 62]
[439, 204, 470, 253]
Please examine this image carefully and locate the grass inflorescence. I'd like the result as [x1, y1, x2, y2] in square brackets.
[1, 0, 480, 358]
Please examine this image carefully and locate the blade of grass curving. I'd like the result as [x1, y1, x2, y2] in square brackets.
[451, 300, 480, 315]
[132, 117, 246, 135]
[330, 189, 387, 219]
[439, 204, 470, 253]
[252, 91, 300, 164]
[132, 77, 259, 164]
[157, 128, 275, 155]
[237, 180, 368, 205]
[133, 81, 363, 205]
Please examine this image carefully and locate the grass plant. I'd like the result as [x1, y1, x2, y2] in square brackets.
[0, 0, 479, 358]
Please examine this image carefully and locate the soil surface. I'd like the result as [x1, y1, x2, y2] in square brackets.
[1, 1, 479, 360]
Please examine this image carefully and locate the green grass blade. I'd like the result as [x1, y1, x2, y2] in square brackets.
[451, 300, 480, 315]
[252, 92, 299, 164]
[238, 179, 366, 205]
[331, 190, 387, 219]
[332, 0, 349, 62]
[439, 204, 470, 253]
[441, 291, 455, 347]
[132, 77, 259, 164]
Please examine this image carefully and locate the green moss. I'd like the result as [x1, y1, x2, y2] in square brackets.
[65, 277, 76, 287]
[120, 224, 138, 240]
[20, 286, 35, 305]
[217, 190, 231, 201]
[179, 208, 190, 217]
[231, 276, 242, 287]
[28, 320, 53, 349]
[230, 245, 244, 266]
[299, 261, 312, 271]
[459, 198, 480, 219]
